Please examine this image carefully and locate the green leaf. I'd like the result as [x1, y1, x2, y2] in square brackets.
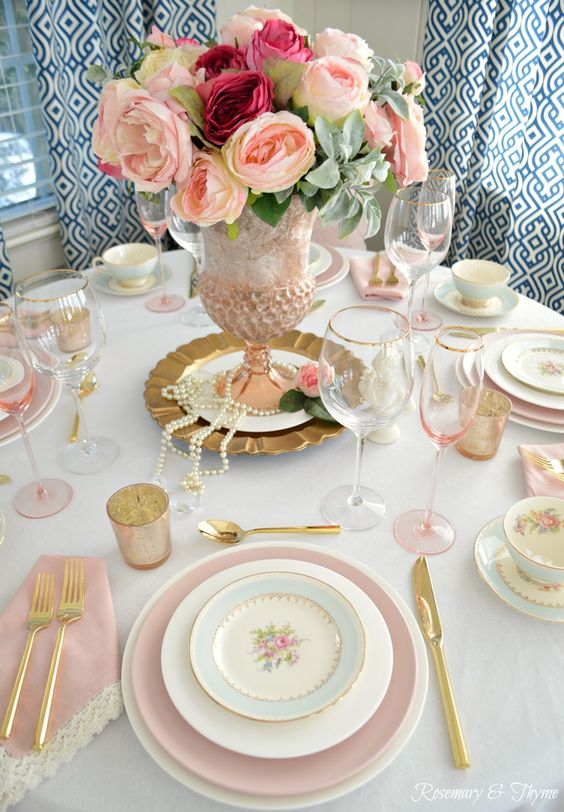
[341, 110, 364, 161]
[252, 193, 292, 227]
[384, 170, 398, 194]
[227, 222, 239, 240]
[291, 105, 309, 123]
[304, 398, 339, 423]
[305, 158, 340, 190]
[338, 205, 363, 239]
[318, 186, 359, 223]
[378, 90, 409, 119]
[299, 194, 318, 212]
[314, 117, 341, 160]
[274, 186, 294, 204]
[170, 86, 205, 129]
[279, 389, 306, 412]
[140, 191, 161, 204]
[296, 179, 317, 198]
[86, 64, 109, 84]
[363, 197, 381, 238]
[246, 192, 260, 207]
[262, 58, 305, 108]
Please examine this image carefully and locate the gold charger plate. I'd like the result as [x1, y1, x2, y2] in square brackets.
[143, 331, 345, 455]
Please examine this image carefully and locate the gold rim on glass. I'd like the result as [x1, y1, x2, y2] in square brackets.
[328, 305, 411, 346]
[15, 269, 88, 303]
[0, 302, 12, 323]
[395, 187, 449, 206]
[435, 326, 484, 353]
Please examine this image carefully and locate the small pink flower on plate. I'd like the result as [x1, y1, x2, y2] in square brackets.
[294, 362, 320, 397]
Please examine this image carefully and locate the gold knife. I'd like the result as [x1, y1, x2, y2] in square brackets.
[413, 556, 470, 768]
[449, 325, 564, 336]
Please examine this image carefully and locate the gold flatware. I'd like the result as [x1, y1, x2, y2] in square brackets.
[34, 559, 85, 751]
[387, 264, 399, 286]
[1, 572, 54, 739]
[417, 356, 453, 403]
[0, 474, 11, 484]
[368, 254, 383, 286]
[308, 298, 326, 313]
[69, 372, 97, 443]
[450, 326, 564, 336]
[413, 556, 470, 769]
[198, 519, 341, 544]
[521, 449, 564, 482]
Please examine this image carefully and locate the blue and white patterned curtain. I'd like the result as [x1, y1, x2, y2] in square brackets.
[0, 225, 12, 299]
[423, 0, 563, 312]
[20, 0, 216, 274]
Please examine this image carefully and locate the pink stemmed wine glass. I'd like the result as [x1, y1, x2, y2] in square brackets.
[135, 188, 185, 313]
[412, 169, 456, 333]
[0, 303, 72, 518]
[394, 327, 483, 554]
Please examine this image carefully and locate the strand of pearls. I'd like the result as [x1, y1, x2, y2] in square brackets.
[152, 364, 293, 496]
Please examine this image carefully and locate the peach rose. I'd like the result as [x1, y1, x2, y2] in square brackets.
[145, 25, 176, 48]
[143, 62, 196, 117]
[313, 28, 373, 69]
[136, 45, 204, 84]
[171, 150, 248, 226]
[294, 362, 319, 397]
[92, 78, 139, 167]
[292, 56, 370, 125]
[115, 90, 193, 191]
[384, 96, 428, 187]
[403, 61, 425, 94]
[222, 111, 315, 193]
[363, 101, 393, 149]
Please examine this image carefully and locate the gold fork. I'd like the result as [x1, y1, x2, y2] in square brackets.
[521, 449, 564, 483]
[33, 559, 85, 751]
[368, 253, 383, 286]
[0, 572, 54, 739]
[387, 263, 400, 286]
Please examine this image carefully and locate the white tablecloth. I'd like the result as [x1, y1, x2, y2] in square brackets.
[2, 250, 564, 812]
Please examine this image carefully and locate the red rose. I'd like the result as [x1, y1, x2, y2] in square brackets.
[194, 44, 248, 80]
[247, 19, 313, 70]
[198, 70, 274, 145]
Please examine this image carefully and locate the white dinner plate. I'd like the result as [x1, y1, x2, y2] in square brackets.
[122, 543, 427, 810]
[161, 558, 393, 758]
[309, 243, 332, 277]
[501, 336, 564, 395]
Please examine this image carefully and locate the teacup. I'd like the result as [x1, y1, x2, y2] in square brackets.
[451, 259, 510, 309]
[92, 243, 157, 288]
[503, 496, 564, 585]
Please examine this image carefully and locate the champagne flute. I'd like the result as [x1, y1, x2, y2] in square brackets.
[394, 327, 484, 554]
[15, 270, 119, 475]
[166, 189, 212, 327]
[412, 169, 456, 331]
[318, 305, 413, 530]
[135, 188, 185, 313]
[385, 185, 452, 354]
[0, 303, 72, 517]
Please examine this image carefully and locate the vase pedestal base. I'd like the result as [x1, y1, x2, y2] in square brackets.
[216, 344, 296, 411]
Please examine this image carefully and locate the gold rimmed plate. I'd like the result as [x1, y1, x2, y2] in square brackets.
[143, 330, 345, 455]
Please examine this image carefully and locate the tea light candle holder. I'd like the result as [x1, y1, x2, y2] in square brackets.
[50, 307, 90, 353]
[107, 483, 171, 569]
[456, 388, 512, 461]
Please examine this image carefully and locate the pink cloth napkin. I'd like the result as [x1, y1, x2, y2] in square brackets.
[0, 556, 123, 810]
[518, 442, 564, 497]
[349, 252, 409, 300]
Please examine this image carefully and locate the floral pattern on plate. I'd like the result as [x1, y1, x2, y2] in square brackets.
[250, 622, 305, 672]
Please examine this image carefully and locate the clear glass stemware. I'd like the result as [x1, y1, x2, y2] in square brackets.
[15, 270, 119, 475]
[394, 327, 484, 554]
[0, 302, 72, 516]
[385, 184, 452, 355]
[318, 305, 413, 530]
[135, 188, 185, 313]
[166, 189, 212, 327]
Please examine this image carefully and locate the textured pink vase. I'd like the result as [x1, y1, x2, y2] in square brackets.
[199, 198, 316, 409]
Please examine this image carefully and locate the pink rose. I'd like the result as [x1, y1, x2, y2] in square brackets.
[313, 28, 373, 69]
[171, 150, 248, 226]
[403, 61, 425, 94]
[92, 78, 139, 167]
[294, 362, 320, 397]
[143, 62, 196, 117]
[384, 95, 428, 187]
[97, 159, 124, 180]
[247, 19, 312, 71]
[194, 44, 248, 80]
[115, 91, 193, 191]
[364, 101, 393, 149]
[146, 25, 176, 48]
[292, 56, 370, 125]
[176, 36, 200, 46]
[275, 635, 290, 649]
[198, 70, 274, 146]
[222, 111, 315, 193]
[220, 6, 306, 48]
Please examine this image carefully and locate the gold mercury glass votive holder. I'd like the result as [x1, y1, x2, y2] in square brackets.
[456, 388, 512, 461]
[107, 483, 171, 569]
[50, 307, 91, 353]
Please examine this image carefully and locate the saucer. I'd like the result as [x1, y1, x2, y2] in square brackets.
[474, 516, 564, 622]
[92, 266, 172, 296]
[434, 279, 519, 317]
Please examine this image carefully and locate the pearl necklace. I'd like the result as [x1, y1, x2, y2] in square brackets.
[152, 365, 289, 496]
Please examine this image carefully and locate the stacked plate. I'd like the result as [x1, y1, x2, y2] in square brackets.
[0, 374, 61, 448]
[458, 332, 564, 434]
[122, 543, 428, 809]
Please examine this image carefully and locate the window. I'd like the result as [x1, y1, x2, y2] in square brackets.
[0, 0, 55, 222]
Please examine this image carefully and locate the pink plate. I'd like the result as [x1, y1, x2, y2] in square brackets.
[0, 373, 57, 446]
[129, 544, 417, 797]
[315, 246, 349, 289]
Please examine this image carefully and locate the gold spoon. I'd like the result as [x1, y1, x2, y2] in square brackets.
[198, 519, 341, 544]
[69, 372, 98, 443]
[0, 475, 12, 485]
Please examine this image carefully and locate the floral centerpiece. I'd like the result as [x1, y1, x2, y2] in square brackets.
[90, 6, 428, 409]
